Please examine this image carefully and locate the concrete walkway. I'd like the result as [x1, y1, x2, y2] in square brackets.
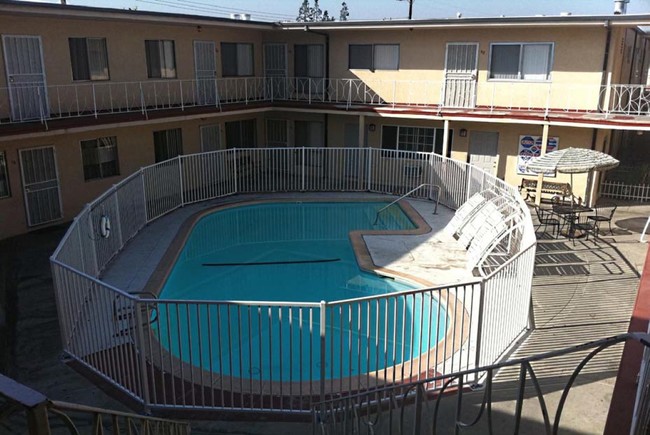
[0, 200, 648, 434]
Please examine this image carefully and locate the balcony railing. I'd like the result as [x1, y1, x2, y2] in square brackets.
[0, 77, 648, 126]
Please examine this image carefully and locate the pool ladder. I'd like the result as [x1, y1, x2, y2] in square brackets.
[373, 183, 441, 225]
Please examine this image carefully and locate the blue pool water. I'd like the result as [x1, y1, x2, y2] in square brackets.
[153, 202, 449, 381]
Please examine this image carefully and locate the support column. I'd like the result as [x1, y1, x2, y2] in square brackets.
[358, 115, 366, 148]
[534, 124, 550, 206]
[442, 119, 450, 157]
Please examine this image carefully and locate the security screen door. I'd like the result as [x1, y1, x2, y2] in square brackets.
[2, 35, 49, 121]
[443, 43, 479, 108]
[264, 43, 288, 99]
[194, 40, 217, 105]
[19, 146, 63, 226]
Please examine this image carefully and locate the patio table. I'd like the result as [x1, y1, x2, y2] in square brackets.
[552, 204, 593, 238]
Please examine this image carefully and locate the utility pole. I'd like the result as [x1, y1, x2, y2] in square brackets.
[397, 0, 414, 20]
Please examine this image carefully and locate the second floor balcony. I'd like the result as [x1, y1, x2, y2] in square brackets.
[1, 77, 649, 129]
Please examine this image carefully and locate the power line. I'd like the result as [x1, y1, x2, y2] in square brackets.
[135, 0, 294, 20]
[173, 0, 294, 18]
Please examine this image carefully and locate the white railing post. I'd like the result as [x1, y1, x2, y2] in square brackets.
[233, 148, 238, 194]
[466, 165, 473, 201]
[92, 84, 97, 118]
[140, 168, 149, 223]
[641, 216, 650, 243]
[112, 185, 124, 249]
[319, 300, 327, 405]
[85, 204, 99, 276]
[301, 147, 306, 191]
[134, 301, 151, 409]
[177, 155, 184, 207]
[366, 147, 372, 191]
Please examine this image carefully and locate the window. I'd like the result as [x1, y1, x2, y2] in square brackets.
[153, 128, 183, 162]
[200, 125, 221, 152]
[266, 120, 288, 147]
[295, 44, 325, 78]
[221, 43, 254, 77]
[145, 40, 177, 79]
[295, 121, 324, 147]
[69, 38, 109, 81]
[0, 152, 10, 198]
[349, 44, 400, 70]
[489, 43, 553, 81]
[225, 119, 257, 148]
[381, 126, 453, 156]
[80, 137, 119, 181]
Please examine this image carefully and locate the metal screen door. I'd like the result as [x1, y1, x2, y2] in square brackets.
[2, 35, 49, 121]
[264, 43, 287, 99]
[443, 43, 478, 108]
[194, 41, 217, 105]
[19, 146, 63, 226]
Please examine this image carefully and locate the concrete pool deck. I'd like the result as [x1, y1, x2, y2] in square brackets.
[1, 199, 648, 434]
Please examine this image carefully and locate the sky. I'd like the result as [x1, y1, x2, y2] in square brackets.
[17, 0, 650, 21]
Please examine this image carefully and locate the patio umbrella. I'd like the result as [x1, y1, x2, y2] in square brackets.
[526, 147, 619, 205]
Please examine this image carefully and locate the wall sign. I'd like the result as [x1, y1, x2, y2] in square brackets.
[517, 135, 559, 177]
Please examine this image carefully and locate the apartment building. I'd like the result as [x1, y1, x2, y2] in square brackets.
[1, 0, 649, 238]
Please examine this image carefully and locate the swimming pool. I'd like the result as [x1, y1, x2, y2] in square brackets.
[153, 201, 449, 381]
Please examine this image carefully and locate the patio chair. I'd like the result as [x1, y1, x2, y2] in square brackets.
[574, 218, 597, 242]
[534, 205, 560, 239]
[587, 202, 618, 235]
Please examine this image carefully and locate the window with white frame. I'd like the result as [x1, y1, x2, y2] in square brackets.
[80, 136, 119, 181]
[349, 44, 400, 70]
[145, 40, 177, 79]
[69, 38, 109, 81]
[489, 43, 553, 81]
[221, 43, 254, 77]
[225, 119, 257, 148]
[0, 151, 10, 198]
[266, 119, 288, 147]
[153, 128, 183, 162]
[381, 125, 453, 156]
[200, 125, 221, 152]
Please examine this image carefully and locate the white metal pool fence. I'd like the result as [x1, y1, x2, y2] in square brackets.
[50, 147, 536, 416]
[600, 180, 650, 203]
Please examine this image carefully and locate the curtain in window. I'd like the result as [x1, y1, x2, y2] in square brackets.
[266, 120, 288, 147]
[374, 45, 399, 70]
[221, 43, 238, 77]
[237, 44, 253, 76]
[154, 129, 182, 161]
[161, 41, 176, 78]
[522, 44, 551, 80]
[69, 38, 90, 80]
[87, 38, 109, 80]
[490, 45, 520, 79]
[0, 152, 8, 198]
[349, 45, 373, 69]
[307, 45, 324, 78]
[145, 40, 161, 78]
[201, 125, 221, 152]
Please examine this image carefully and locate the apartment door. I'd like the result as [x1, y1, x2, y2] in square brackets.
[19, 146, 63, 226]
[468, 131, 499, 176]
[194, 41, 217, 105]
[2, 35, 49, 121]
[264, 43, 287, 99]
[443, 43, 478, 108]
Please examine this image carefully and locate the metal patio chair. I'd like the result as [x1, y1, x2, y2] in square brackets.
[587, 202, 618, 235]
[534, 205, 560, 239]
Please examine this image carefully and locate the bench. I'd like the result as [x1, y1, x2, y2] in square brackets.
[519, 178, 573, 203]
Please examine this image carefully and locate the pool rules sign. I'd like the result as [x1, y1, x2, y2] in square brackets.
[517, 135, 559, 177]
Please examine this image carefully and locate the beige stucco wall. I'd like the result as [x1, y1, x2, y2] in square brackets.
[0, 113, 265, 238]
[321, 27, 607, 111]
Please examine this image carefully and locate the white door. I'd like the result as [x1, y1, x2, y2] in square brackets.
[443, 43, 478, 108]
[2, 35, 49, 121]
[19, 146, 63, 226]
[264, 43, 287, 99]
[194, 41, 217, 105]
[469, 131, 499, 176]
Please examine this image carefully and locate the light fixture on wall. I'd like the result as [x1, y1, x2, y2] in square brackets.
[459, 128, 468, 137]
[368, 124, 376, 132]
